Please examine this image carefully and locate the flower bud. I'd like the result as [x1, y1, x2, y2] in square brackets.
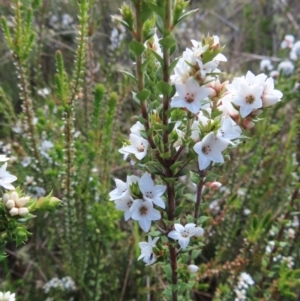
[10, 191, 19, 202]
[242, 118, 255, 130]
[188, 264, 199, 274]
[251, 109, 263, 117]
[18, 208, 29, 217]
[15, 196, 30, 208]
[193, 227, 204, 237]
[9, 207, 19, 216]
[2, 193, 10, 204]
[205, 181, 222, 190]
[6, 199, 15, 209]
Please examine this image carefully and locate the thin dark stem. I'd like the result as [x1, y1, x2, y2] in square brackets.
[194, 169, 206, 222]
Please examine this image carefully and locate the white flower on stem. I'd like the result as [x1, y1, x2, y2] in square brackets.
[278, 61, 294, 76]
[130, 121, 145, 136]
[290, 41, 300, 60]
[0, 162, 17, 190]
[234, 288, 246, 301]
[171, 77, 211, 114]
[168, 223, 204, 249]
[121, 134, 149, 160]
[260, 59, 273, 71]
[281, 34, 294, 49]
[138, 236, 159, 265]
[193, 132, 228, 171]
[0, 155, 9, 162]
[231, 78, 263, 118]
[237, 272, 254, 289]
[115, 197, 134, 221]
[131, 199, 161, 232]
[170, 57, 190, 84]
[262, 77, 283, 107]
[109, 178, 129, 201]
[188, 264, 199, 273]
[138, 173, 166, 209]
[0, 291, 16, 301]
[217, 116, 242, 144]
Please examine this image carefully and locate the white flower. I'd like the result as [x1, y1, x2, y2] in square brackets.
[138, 173, 166, 208]
[144, 33, 163, 58]
[109, 178, 130, 201]
[0, 291, 16, 301]
[171, 77, 211, 114]
[290, 40, 300, 60]
[170, 57, 190, 84]
[168, 223, 204, 249]
[278, 61, 294, 76]
[287, 228, 295, 239]
[138, 236, 159, 265]
[262, 77, 283, 107]
[130, 121, 145, 136]
[231, 78, 263, 118]
[121, 134, 149, 160]
[0, 155, 9, 162]
[281, 34, 294, 49]
[193, 132, 228, 170]
[115, 197, 134, 221]
[237, 272, 254, 289]
[187, 264, 198, 273]
[131, 199, 161, 232]
[260, 59, 273, 71]
[234, 288, 246, 301]
[217, 116, 242, 144]
[0, 162, 17, 190]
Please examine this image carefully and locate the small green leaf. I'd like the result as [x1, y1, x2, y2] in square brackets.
[174, 9, 199, 27]
[145, 2, 165, 18]
[129, 40, 145, 56]
[157, 81, 173, 96]
[159, 36, 176, 50]
[168, 58, 179, 75]
[197, 216, 210, 225]
[120, 70, 137, 83]
[136, 89, 151, 102]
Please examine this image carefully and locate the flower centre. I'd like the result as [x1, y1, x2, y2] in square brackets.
[139, 205, 148, 216]
[137, 143, 145, 152]
[127, 200, 133, 208]
[146, 191, 153, 198]
[202, 145, 211, 155]
[245, 95, 255, 104]
[181, 230, 189, 238]
[185, 92, 195, 104]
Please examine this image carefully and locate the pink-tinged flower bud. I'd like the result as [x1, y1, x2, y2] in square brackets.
[2, 193, 10, 204]
[9, 207, 19, 216]
[10, 191, 19, 202]
[5, 199, 15, 209]
[18, 208, 29, 216]
[242, 118, 255, 130]
[205, 181, 222, 190]
[15, 197, 30, 208]
[188, 264, 199, 273]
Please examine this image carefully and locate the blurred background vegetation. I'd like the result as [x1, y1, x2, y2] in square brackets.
[0, 0, 299, 300]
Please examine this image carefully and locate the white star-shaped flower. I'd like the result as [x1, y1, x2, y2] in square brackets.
[262, 77, 283, 107]
[109, 178, 129, 201]
[217, 116, 242, 144]
[231, 80, 263, 118]
[121, 134, 149, 160]
[0, 162, 17, 190]
[138, 173, 166, 209]
[171, 77, 211, 114]
[193, 132, 228, 170]
[168, 223, 204, 249]
[0, 291, 16, 301]
[130, 199, 161, 232]
[138, 236, 159, 265]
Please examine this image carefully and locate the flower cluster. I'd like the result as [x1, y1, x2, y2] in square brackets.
[260, 34, 300, 78]
[109, 172, 165, 232]
[0, 291, 15, 301]
[234, 272, 254, 301]
[43, 276, 76, 294]
[2, 191, 30, 217]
